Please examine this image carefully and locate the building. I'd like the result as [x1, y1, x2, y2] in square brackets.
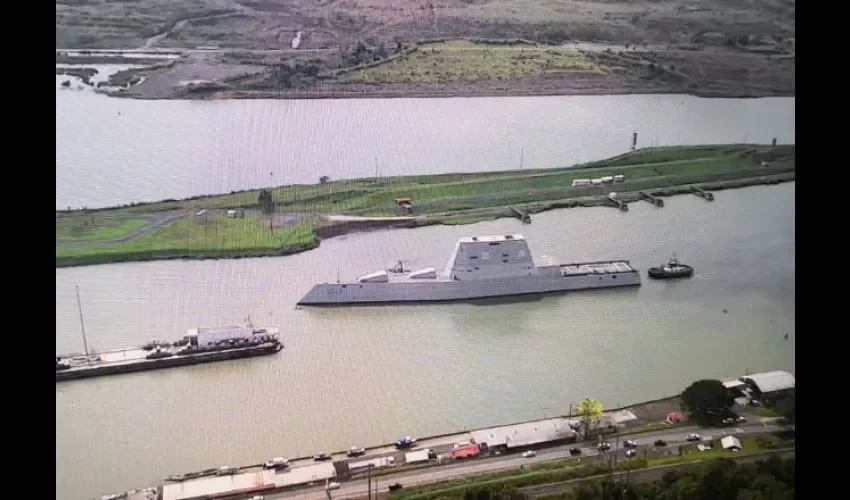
[740, 370, 795, 403]
[162, 470, 277, 500]
[160, 463, 337, 500]
[469, 418, 576, 451]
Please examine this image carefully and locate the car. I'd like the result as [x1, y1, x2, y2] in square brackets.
[216, 466, 235, 476]
[654, 439, 667, 447]
[569, 447, 582, 456]
[325, 482, 341, 491]
[623, 440, 637, 448]
[388, 483, 403, 492]
[521, 450, 536, 458]
[596, 442, 612, 451]
[686, 433, 701, 442]
[250, 496, 264, 500]
[313, 453, 332, 461]
[347, 446, 366, 457]
[263, 457, 290, 469]
[625, 449, 637, 458]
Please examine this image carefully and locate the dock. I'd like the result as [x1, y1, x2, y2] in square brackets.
[606, 196, 629, 211]
[509, 207, 531, 224]
[639, 191, 664, 207]
[690, 186, 715, 201]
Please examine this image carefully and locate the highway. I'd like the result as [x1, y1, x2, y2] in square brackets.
[266, 421, 790, 500]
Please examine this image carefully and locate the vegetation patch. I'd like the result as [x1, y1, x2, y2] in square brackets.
[56, 215, 317, 266]
[344, 41, 602, 84]
[56, 214, 147, 242]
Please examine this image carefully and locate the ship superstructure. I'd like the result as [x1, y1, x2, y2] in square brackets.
[297, 234, 640, 305]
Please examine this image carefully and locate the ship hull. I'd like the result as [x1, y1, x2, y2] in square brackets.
[298, 271, 641, 306]
[56, 343, 283, 382]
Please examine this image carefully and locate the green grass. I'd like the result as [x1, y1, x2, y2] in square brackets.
[754, 407, 780, 418]
[56, 216, 316, 259]
[56, 215, 148, 242]
[56, 0, 236, 48]
[344, 41, 602, 84]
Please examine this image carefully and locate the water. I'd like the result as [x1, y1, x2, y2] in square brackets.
[55, 93, 795, 209]
[56, 182, 795, 499]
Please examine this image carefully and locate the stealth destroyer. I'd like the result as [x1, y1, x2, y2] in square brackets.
[297, 234, 640, 306]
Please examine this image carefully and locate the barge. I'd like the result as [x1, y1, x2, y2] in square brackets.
[57, 323, 282, 382]
[298, 234, 641, 305]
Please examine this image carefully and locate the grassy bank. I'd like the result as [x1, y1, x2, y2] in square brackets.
[391, 433, 794, 500]
[56, 144, 794, 268]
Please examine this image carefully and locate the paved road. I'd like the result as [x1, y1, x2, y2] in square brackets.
[265, 421, 790, 500]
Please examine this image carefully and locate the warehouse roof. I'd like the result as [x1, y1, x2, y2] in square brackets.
[742, 370, 795, 394]
[469, 418, 575, 448]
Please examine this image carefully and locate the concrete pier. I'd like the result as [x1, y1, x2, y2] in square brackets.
[639, 192, 664, 207]
[509, 207, 531, 224]
[606, 197, 629, 211]
[690, 186, 715, 201]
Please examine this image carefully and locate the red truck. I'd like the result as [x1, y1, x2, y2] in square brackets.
[450, 444, 481, 459]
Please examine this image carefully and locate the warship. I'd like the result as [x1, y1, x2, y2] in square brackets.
[297, 234, 641, 305]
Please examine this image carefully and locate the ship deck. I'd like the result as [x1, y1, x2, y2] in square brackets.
[60, 347, 175, 371]
[560, 260, 635, 276]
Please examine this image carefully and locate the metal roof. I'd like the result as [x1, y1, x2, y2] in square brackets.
[742, 370, 795, 394]
[277, 462, 336, 487]
[469, 418, 575, 448]
[162, 470, 277, 500]
[721, 435, 742, 450]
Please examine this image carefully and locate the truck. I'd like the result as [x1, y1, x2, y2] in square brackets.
[349, 456, 396, 472]
[395, 436, 417, 449]
[450, 444, 480, 459]
[405, 449, 435, 464]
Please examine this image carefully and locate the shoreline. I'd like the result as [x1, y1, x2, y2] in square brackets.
[104, 85, 794, 102]
[56, 172, 794, 269]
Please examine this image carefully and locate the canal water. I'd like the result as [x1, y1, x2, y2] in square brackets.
[56, 182, 795, 499]
[55, 92, 795, 210]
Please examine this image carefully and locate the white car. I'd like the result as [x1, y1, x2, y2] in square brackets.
[623, 440, 637, 448]
[263, 457, 290, 469]
[325, 482, 341, 491]
[625, 449, 637, 458]
[686, 433, 701, 442]
[521, 450, 536, 458]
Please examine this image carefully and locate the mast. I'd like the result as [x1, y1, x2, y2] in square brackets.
[75, 285, 90, 361]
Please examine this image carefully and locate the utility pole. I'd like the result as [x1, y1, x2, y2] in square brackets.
[75, 285, 90, 363]
[367, 464, 372, 500]
[520, 147, 524, 170]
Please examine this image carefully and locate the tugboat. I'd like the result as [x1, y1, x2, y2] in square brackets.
[648, 255, 694, 280]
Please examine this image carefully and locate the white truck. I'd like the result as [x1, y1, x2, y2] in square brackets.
[349, 456, 396, 472]
[404, 449, 433, 464]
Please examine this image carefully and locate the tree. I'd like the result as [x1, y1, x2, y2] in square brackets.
[258, 189, 274, 214]
[775, 394, 795, 424]
[680, 379, 734, 425]
[575, 397, 604, 438]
